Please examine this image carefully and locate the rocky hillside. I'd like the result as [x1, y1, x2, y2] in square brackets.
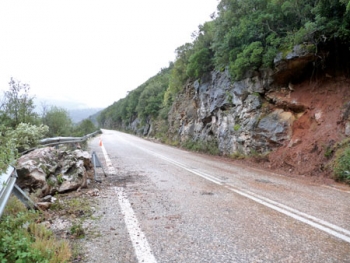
[123, 45, 350, 179]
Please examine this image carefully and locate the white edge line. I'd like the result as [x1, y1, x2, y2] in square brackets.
[115, 187, 157, 263]
[227, 186, 350, 243]
[240, 188, 350, 237]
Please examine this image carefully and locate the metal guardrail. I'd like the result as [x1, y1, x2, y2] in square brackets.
[39, 130, 101, 146]
[0, 166, 17, 217]
[0, 129, 102, 217]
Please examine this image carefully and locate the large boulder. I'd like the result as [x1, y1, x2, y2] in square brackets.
[16, 147, 93, 197]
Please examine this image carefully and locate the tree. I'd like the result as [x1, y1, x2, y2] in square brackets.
[0, 78, 38, 127]
[42, 106, 73, 137]
[186, 48, 213, 78]
[8, 123, 49, 153]
[73, 119, 96, 137]
[0, 123, 48, 172]
[0, 125, 16, 172]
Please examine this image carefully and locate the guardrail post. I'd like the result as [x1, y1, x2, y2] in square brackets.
[91, 151, 107, 183]
[12, 184, 38, 210]
[0, 166, 38, 217]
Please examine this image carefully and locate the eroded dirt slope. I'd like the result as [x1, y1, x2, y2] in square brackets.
[268, 76, 350, 178]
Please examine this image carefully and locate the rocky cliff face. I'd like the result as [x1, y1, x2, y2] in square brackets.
[167, 45, 316, 156]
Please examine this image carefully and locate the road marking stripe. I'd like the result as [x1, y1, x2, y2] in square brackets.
[131, 144, 350, 244]
[115, 187, 157, 263]
[238, 187, 350, 237]
[100, 143, 116, 174]
[225, 186, 350, 243]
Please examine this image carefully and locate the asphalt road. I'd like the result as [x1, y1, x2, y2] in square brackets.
[85, 129, 350, 263]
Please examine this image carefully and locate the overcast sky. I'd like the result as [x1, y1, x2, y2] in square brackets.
[0, 0, 219, 109]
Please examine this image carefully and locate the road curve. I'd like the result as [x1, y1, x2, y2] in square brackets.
[85, 129, 350, 263]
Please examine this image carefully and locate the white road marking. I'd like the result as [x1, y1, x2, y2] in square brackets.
[129, 144, 350, 244]
[99, 141, 157, 263]
[115, 187, 158, 263]
[321, 184, 350, 194]
[100, 143, 116, 175]
[225, 186, 350, 243]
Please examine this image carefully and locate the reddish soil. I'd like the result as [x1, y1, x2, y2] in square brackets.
[267, 76, 350, 179]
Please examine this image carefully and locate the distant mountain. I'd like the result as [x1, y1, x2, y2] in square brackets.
[68, 108, 103, 124]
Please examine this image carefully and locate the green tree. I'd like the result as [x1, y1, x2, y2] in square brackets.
[0, 125, 16, 172]
[8, 123, 48, 153]
[0, 123, 48, 172]
[186, 48, 213, 78]
[73, 119, 96, 137]
[0, 78, 38, 128]
[42, 106, 73, 137]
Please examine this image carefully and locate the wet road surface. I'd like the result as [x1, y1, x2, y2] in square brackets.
[84, 129, 350, 263]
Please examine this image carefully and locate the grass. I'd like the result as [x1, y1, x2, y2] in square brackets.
[230, 152, 246, 159]
[182, 139, 220, 155]
[0, 196, 71, 263]
[50, 194, 93, 219]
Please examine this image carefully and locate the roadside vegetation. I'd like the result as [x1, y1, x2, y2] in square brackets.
[0, 78, 98, 261]
[0, 196, 71, 263]
[0, 77, 97, 173]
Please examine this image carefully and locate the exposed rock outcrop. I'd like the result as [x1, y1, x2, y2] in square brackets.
[163, 45, 319, 156]
[16, 147, 93, 197]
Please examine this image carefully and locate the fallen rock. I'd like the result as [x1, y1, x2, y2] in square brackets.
[16, 147, 93, 197]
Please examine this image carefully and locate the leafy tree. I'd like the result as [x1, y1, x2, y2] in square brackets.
[0, 123, 48, 172]
[8, 123, 48, 153]
[186, 48, 213, 78]
[164, 44, 193, 106]
[0, 78, 38, 128]
[0, 125, 16, 172]
[42, 106, 73, 137]
[73, 119, 96, 137]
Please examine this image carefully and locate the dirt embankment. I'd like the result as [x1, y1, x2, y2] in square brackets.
[267, 76, 350, 179]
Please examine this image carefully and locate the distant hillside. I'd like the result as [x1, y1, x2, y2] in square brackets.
[86, 109, 102, 127]
[69, 108, 103, 123]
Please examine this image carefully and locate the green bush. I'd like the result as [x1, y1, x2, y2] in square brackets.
[0, 196, 71, 263]
[334, 147, 350, 183]
[182, 139, 219, 155]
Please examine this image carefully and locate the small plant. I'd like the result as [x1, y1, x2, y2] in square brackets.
[70, 223, 85, 239]
[334, 147, 350, 184]
[233, 124, 241, 131]
[230, 151, 246, 159]
[182, 139, 219, 155]
[324, 145, 334, 159]
[57, 174, 64, 185]
[47, 178, 56, 187]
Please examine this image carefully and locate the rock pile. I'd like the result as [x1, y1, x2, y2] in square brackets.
[16, 147, 94, 207]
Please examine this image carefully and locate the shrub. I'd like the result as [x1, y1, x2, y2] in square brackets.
[182, 139, 219, 155]
[0, 196, 71, 262]
[334, 147, 350, 183]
